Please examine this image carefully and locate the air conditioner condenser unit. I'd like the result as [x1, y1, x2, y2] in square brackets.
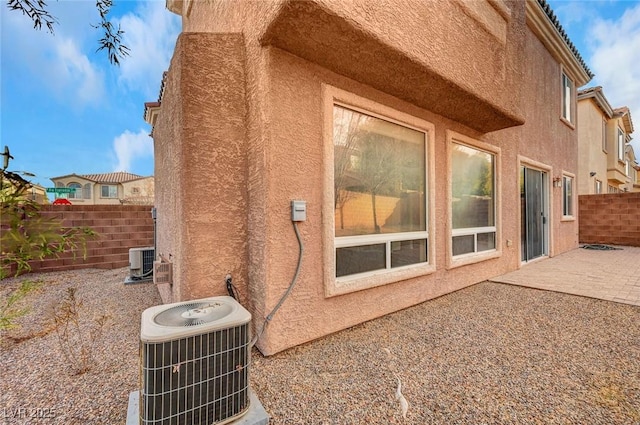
[140, 296, 252, 425]
[125, 247, 154, 283]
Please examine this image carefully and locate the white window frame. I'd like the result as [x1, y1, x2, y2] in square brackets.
[625, 160, 630, 177]
[561, 72, 574, 124]
[101, 184, 118, 199]
[333, 105, 428, 277]
[451, 227, 497, 258]
[595, 179, 602, 194]
[602, 119, 607, 152]
[447, 131, 501, 269]
[618, 128, 625, 162]
[322, 85, 436, 297]
[562, 173, 575, 219]
[67, 182, 82, 199]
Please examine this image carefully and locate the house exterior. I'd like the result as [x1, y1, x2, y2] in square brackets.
[606, 107, 634, 193]
[27, 183, 49, 204]
[576, 86, 613, 195]
[147, 0, 591, 355]
[577, 88, 636, 194]
[625, 145, 640, 192]
[50, 172, 154, 205]
[0, 180, 48, 204]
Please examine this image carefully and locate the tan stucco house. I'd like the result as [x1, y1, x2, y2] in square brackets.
[577, 87, 636, 194]
[146, 0, 592, 355]
[1, 180, 48, 204]
[50, 172, 154, 205]
[625, 145, 640, 192]
[577, 86, 612, 195]
[606, 107, 634, 193]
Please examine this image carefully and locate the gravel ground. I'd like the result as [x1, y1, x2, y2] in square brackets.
[1, 268, 639, 425]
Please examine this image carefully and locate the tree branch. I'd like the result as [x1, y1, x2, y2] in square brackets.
[6, 0, 57, 33]
[93, 0, 130, 66]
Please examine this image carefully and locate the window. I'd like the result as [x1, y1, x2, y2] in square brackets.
[608, 185, 619, 194]
[561, 72, 574, 123]
[67, 182, 82, 199]
[451, 143, 496, 257]
[618, 128, 625, 161]
[595, 179, 602, 194]
[333, 105, 428, 278]
[83, 183, 91, 199]
[101, 185, 118, 198]
[626, 160, 631, 177]
[563, 175, 574, 217]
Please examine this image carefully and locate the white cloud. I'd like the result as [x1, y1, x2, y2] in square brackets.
[588, 4, 640, 153]
[1, 1, 105, 105]
[51, 37, 105, 104]
[116, 2, 181, 98]
[112, 129, 154, 172]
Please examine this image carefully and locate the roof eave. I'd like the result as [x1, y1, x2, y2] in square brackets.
[577, 87, 614, 118]
[526, 0, 592, 87]
[144, 102, 161, 127]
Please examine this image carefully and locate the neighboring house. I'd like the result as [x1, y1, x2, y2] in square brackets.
[50, 172, 154, 205]
[607, 107, 634, 193]
[27, 183, 49, 204]
[577, 89, 636, 194]
[0, 180, 49, 204]
[625, 145, 640, 192]
[576, 86, 613, 194]
[146, 0, 592, 355]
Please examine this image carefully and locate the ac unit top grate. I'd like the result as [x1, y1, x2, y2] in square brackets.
[141, 296, 251, 343]
[154, 301, 233, 327]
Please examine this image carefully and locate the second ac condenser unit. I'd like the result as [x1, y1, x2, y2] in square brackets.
[140, 296, 252, 425]
[129, 247, 154, 278]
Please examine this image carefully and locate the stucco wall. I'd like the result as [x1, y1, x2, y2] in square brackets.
[152, 33, 250, 305]
[253, 27, 579, 353]
[154, 0, 582, 355]
[509, 28, 580, 256]
[577, 100, 608, 195]
[181, 0, 525, 133]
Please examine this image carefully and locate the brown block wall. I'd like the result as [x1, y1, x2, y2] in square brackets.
[579, 193, 640, 247]
[4, 205, 154, 275]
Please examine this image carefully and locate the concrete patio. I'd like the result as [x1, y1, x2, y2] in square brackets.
[491, 245, 640, 306]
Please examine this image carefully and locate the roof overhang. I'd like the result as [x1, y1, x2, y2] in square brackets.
[577, 87, 613, 118]
[526, 0, 592, 87]
[620, 110, 634, 134]
[166, 0, 192, 17]
[144, 102, 161, 127]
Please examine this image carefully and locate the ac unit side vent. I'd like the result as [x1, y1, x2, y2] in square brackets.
[141, 248, 155, 275]
[130, 247, 155, 275]
[153, 260, 172, 285]
[140, 324, 250, 425]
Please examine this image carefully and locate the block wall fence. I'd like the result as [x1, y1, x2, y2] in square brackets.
[3, 205, 154, 275]
[579, 193, 640, 247]
[5, 199, 636, 276]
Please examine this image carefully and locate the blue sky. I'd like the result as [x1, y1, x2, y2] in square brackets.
[1, 0, 180, 189]
[1, 1, 639, 190]
[548, 0, 640, 157]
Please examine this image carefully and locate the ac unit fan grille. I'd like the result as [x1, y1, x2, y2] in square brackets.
[141, 323, 250, 425]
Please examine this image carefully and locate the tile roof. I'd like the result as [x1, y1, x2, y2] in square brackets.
[80, 172, 144, 183]
[537, 0, 594, 79]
